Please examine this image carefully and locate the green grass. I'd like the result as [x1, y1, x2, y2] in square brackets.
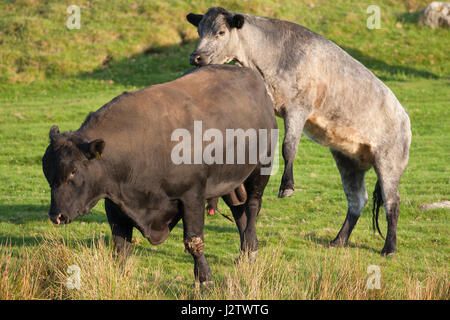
[0, 0, 449, 299]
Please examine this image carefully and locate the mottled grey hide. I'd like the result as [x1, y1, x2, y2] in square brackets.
[187, 7, 412, 255]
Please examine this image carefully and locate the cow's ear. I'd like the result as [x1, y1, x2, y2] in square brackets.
[186, 13, 203, 27]
[227, 14, 244, 29]
[81, 139, 105, 160]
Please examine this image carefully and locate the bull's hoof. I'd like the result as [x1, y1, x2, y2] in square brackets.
[234, 250, 258, 265]
[193, 280, 214, 291]
[201, 280, 214, 288]
[278, 188, 294, 198]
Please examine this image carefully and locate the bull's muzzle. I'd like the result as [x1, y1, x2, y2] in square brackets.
[49, 213, 68, 225]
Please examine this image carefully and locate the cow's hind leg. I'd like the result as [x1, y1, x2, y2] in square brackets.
[105, 199, 134, 260]
[374, 159, 406, 256]
[225, 165, 271, 263]
[330, 150, 368, 247]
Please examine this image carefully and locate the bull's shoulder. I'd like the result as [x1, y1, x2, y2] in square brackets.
[168, 65, 266, 95]
[79, 91, 136, 130]
[181, 64, 260, 80]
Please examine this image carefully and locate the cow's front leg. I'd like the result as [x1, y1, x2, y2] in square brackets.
[279, 109, 308, 198]
[105, 199, 134, 260]
[181, 192, 211, 285]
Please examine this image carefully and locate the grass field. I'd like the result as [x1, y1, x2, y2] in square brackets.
[0, 0, 448, 299]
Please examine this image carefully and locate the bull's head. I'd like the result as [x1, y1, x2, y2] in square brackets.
[187, 7, 245, 66]
[42, 125, 106, 225]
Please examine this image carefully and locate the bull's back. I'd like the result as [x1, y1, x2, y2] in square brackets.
[81, 65, 276, 198]
[83, 65, 275, 140]
[153, 65, 275, 129]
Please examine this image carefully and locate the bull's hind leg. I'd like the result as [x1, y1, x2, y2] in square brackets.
[180, 186, 211, 284]
[330, 150, 368, 247]
[225, 165, 271, 263]
[105, 199, 134, 259]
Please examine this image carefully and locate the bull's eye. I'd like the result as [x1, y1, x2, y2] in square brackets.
[68, 169, 77, 180]
[218, 30, 225, 36]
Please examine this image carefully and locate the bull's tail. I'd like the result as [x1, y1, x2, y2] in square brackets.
[372, 180, 385, 239]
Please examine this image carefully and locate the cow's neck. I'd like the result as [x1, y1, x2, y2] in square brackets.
[236, 22, 277, 75]
[235, 18, 286, 112]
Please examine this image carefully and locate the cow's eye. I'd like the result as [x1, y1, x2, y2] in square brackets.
[218, 30, 225, 36]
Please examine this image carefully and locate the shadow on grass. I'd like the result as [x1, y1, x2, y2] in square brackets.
[76, 41, 196, 88]
[396, 10, 423, 25]
[0, 204, 107, 224]
[0, 233, 113, 249]
[341, 46, 439, 81]
[77, 40, 439, 88]
[304, 234, 381, 255]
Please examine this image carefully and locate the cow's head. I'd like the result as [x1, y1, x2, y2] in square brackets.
[187, 7, 245, 66]
[42, 125, 106, 225]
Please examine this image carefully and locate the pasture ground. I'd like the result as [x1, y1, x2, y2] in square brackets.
[0, 0, 448, 299]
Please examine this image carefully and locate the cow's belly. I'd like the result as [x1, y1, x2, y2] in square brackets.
[303, 114, 374, 167]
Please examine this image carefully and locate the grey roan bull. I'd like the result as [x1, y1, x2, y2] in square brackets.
[42, 65, 277, 284]
[187, 7, 411, 255]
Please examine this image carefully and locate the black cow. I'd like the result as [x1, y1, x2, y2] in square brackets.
[42, 65, 278, 285]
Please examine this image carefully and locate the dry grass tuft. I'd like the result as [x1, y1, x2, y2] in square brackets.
[1, 236, 448, 300]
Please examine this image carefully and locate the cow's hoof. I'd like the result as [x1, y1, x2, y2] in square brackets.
[278, 188, 294, 198]
[381, 247, 396, 257]
[329, 238, 347, 247]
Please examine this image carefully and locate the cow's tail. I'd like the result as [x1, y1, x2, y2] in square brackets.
[372, 180, 385, 239]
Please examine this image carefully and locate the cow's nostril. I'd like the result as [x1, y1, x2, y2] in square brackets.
[190, 53, 203, 66]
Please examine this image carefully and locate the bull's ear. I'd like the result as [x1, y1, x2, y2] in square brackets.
[89, 139, 105, 159]
[81, 139, 105, 160]
[186, 13, 203, 27]
[227, 14, 244, 29]
[49, 125, 60, 142]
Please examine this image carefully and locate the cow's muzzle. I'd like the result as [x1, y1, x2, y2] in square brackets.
[190, 52, 207, 66]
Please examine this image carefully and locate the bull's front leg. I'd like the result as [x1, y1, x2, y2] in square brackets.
[181, 191, 212, 285]
[105, 199, 134, 260]
[278, 108, 308, 198]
